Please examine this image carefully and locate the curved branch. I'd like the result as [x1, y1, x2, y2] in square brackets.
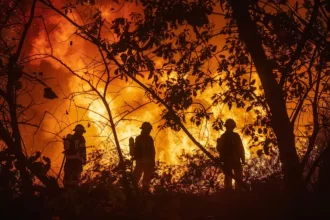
[280, 0, 321, 86]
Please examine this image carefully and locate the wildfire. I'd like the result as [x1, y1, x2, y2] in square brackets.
[26, 0, 265, 174]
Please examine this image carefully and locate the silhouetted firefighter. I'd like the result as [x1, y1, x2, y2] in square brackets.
[63, 124, 87, 189]
[129, 122, 155, 191]
[216, 119, 245, 191]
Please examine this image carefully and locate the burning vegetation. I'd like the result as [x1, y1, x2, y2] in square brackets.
[1, 0, 330, 219]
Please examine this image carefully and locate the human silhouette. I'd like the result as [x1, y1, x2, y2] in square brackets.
[216, 119, 245, 190]
[131, 122, 155, 191]
[63, 124, 87, 189]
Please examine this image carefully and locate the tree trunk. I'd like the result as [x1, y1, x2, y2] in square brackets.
[229, 0, 304, 194]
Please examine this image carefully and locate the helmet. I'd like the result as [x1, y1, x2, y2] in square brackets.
[73, 124, 86, 133]
[224, 119, 236, 129]
[140, 122, 152, 130]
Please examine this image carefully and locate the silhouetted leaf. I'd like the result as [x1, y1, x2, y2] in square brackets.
[42, 156, 50, 164]
[120, 53, 127, 63]
[29, 151, 41, 162]
[246, 106, 253, 112]
[264, 138, 271, 155]
[43, 87, 58, 99]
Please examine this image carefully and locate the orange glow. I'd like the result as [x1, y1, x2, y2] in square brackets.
[24, 0, 276, 177]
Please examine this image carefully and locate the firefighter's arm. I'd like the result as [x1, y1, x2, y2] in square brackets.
[79, 139, 87, 165]
[216, 135, 225, 162]
[151, 137, 156, 163]
[216, 138, 221, 152]
[238, 135, 245, 164]
[133, 136, 141, 160]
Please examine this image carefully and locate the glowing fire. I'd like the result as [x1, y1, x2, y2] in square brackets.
[27, 0, 265, 173]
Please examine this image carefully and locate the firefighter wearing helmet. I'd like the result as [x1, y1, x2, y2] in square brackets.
[130, 122, 155, 191]
[216, 119, 245, 191]
[63, 124, 87, 189]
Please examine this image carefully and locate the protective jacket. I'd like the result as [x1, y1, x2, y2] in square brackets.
[64, 134, 86, 164]
[134, 134, 155, 162]
[63, 133, 86, 188]
[216, 131, 245, 167]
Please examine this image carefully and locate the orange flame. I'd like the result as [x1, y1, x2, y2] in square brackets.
[26, 1, 268, 175]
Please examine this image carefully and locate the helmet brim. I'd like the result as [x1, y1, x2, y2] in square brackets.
[73, 129, 86, 133]
[224, 124, 236, 129]
[140, 126, 152, 129]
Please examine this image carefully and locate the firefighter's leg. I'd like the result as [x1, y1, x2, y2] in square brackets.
[224, 174, 233, 190]
[234, 165, 243, 191]
[63, 171, 70, 188]
[133, 161, 144, 186]
[71, 171, 81, 188]
[142, 162, 155, 190]
[70, 161, 82, 189]
[224, 165, 233, 190]
[64, 160, 81, 189]
[63, 162, 73, 189]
